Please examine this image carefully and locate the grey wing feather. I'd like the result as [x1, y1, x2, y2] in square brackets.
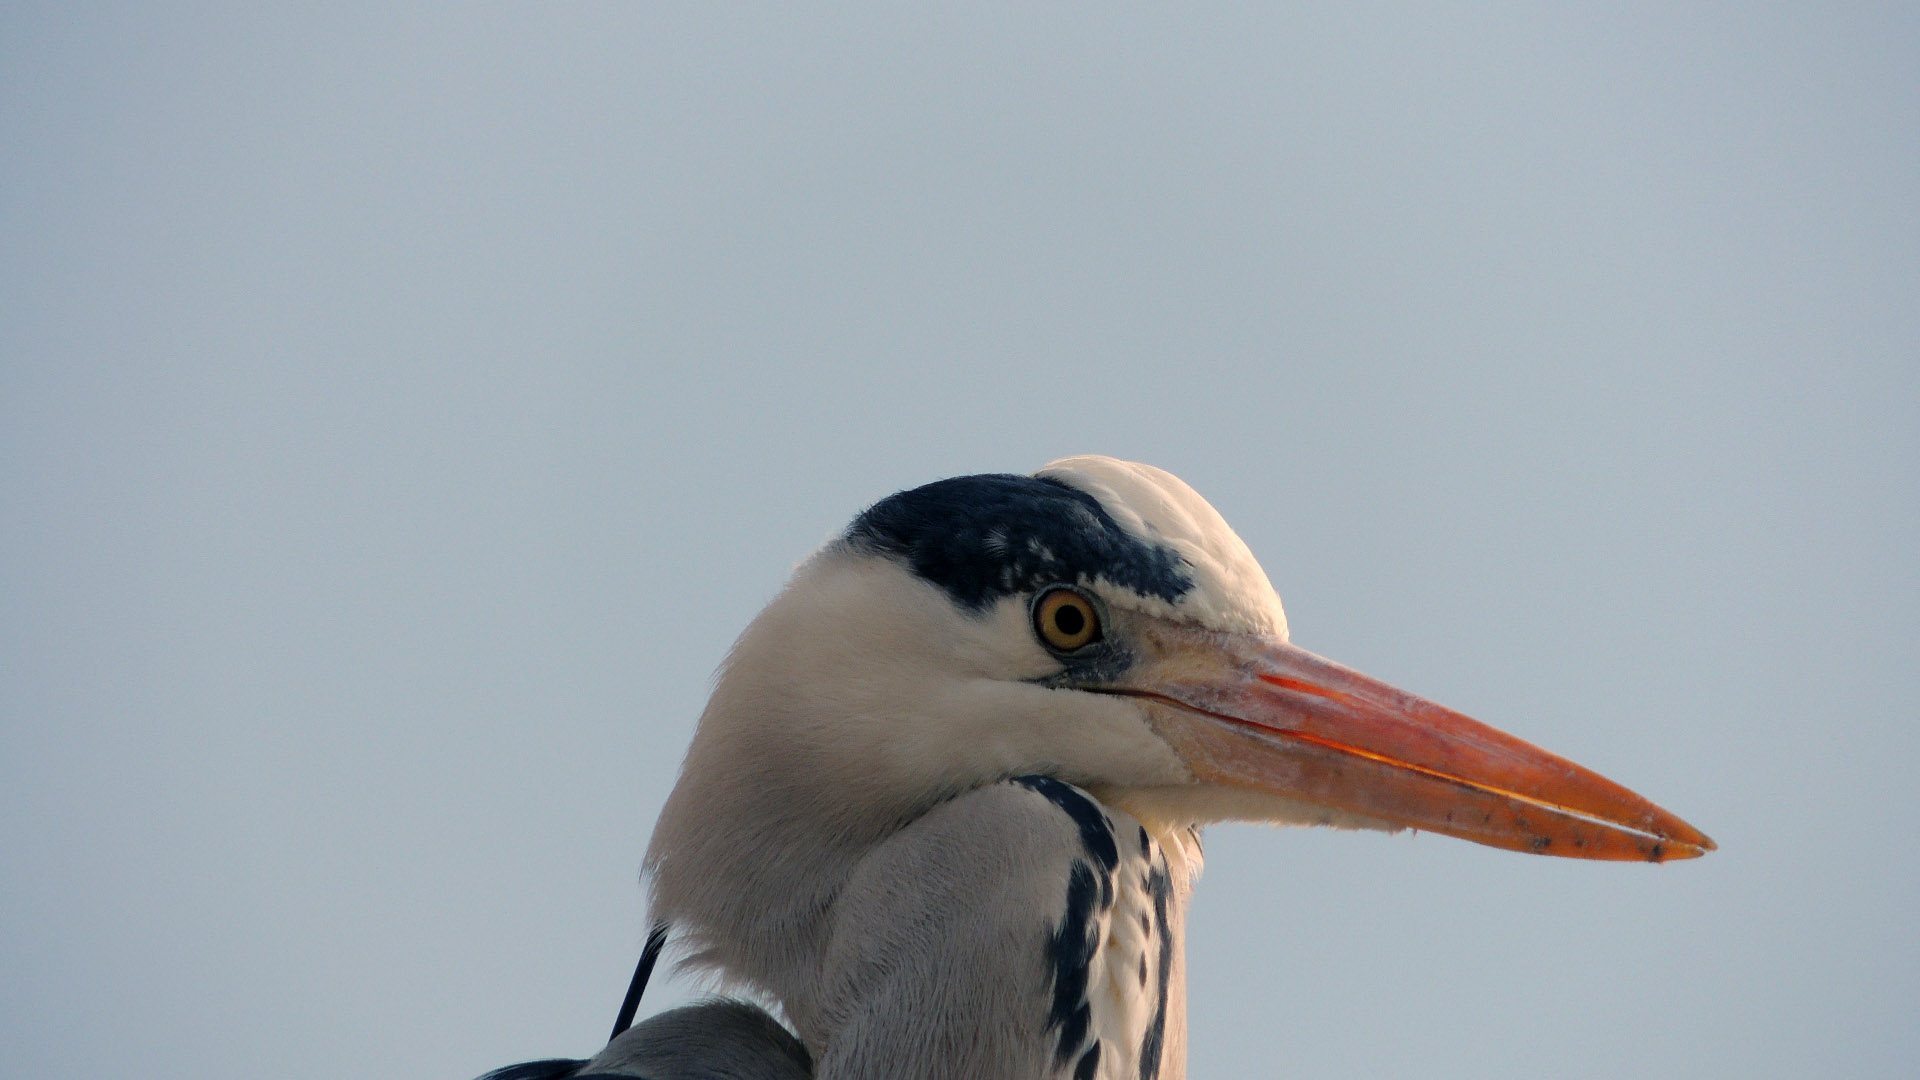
[582, 1000, 812, 1080]
[475, 1001, 809, 1080]
[474, 1060, 590, 1080]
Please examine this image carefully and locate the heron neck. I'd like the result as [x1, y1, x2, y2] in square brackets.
[643, 728, 927, 1012]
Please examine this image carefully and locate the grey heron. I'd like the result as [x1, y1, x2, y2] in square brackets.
[478, 455, 1711, 1080]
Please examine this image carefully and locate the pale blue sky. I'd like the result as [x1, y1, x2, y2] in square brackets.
[4, 5, 1916, 1078]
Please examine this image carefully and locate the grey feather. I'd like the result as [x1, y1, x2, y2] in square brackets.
[583, 1001, 812, 1080]
[478, 1001, 811, 1080]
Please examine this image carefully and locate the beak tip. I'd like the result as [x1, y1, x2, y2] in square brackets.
[1660, 816, 1717, 860]
[1647, 831, 1716, 862]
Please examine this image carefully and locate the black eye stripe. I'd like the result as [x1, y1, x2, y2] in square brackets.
[845, 474, 1192, 612]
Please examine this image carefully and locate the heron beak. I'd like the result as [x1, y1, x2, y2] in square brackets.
[1110, 625, 1714, 861]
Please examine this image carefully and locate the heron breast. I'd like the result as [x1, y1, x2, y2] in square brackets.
[1015, 776, 1175, 1080]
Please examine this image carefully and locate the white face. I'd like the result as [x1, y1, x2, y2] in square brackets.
[708, 551, 1200, 814]
[698, 456, 1302, 828]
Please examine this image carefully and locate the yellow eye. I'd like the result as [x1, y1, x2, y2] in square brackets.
[1033, 587, 1102, 652]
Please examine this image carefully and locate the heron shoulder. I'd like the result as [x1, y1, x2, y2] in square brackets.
[793, 778, 1102, 1077]
[803, 777, 1185, 1080]
[817, 776, 1107, 988]
[583, 1000, 813, 1080]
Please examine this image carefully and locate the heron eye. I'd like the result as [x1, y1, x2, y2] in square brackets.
[1034, 588, 1102, 653]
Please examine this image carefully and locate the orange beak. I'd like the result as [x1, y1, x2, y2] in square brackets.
[1108, 625, 1714, 861]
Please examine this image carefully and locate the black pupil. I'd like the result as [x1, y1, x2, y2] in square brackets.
[1053, 603, 1086, 637]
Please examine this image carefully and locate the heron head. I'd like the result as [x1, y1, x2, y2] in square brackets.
[679, 455, 1710, 862]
